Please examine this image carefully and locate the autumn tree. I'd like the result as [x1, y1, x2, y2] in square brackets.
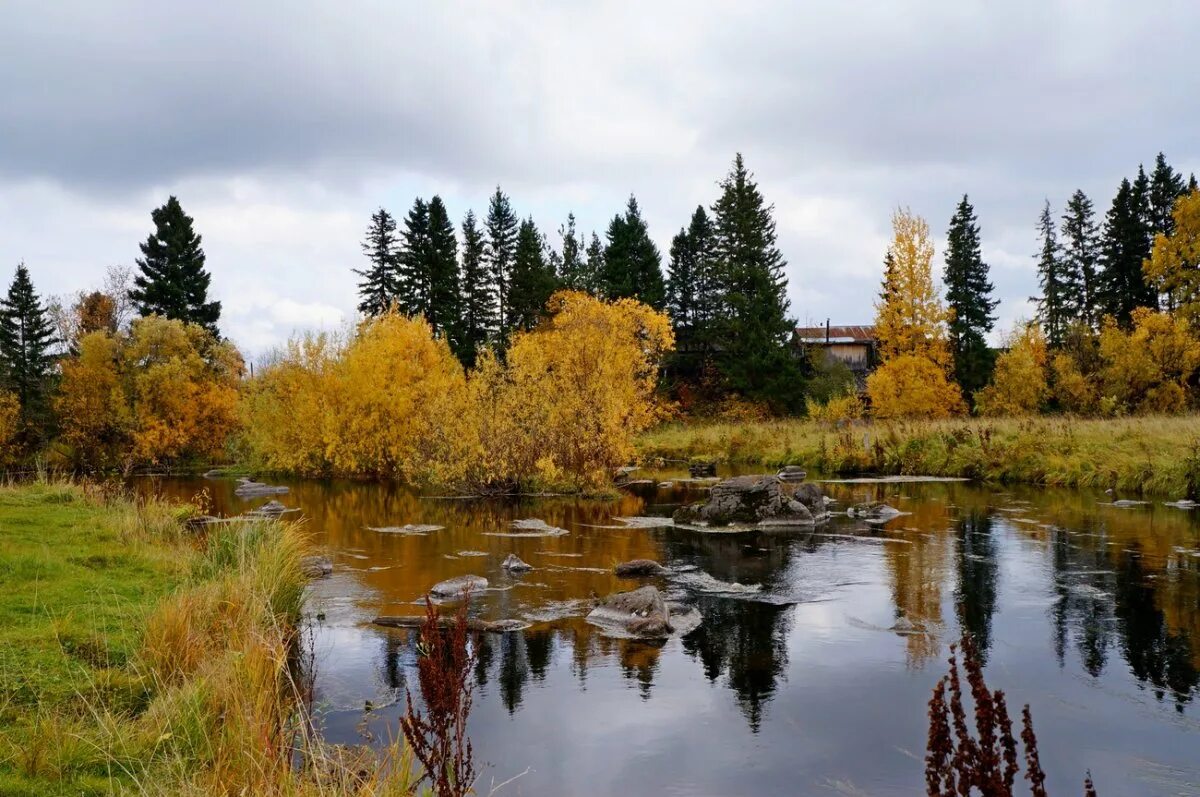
[974, 323, 1049, 417]
[356, 207, 400, 316]
[130, 196, 221, 335]
[1097, 308, 1200, 414]
[54, 331, 131, 469]
[485, 187, 519, 333]
[868, 209, 965, 418]
[0, 263, 58, 441]
[1060, 190, 1100, 329]
[456, 210, 494, 366]
[507, 218, 558, 332]
[1144, 190, 1200, 327]
[943, 195, 997, 397]
[601, 195, 666, 309]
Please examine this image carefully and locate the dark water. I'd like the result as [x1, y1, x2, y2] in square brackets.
[137, 473, 1200, 796]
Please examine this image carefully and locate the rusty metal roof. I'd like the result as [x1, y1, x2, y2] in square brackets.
[794, 325, 875, 343]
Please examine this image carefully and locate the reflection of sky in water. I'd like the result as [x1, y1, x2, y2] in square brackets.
[136, 473, 1200, 796]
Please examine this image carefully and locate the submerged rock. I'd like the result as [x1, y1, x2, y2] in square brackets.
[847, 502, 903, 522]
[485, 518, 569, 537]
[614, 559, 666, 577]
[234, 478, 289, 498]
[1164, 499, 1199, 510]
[501, 553, 533, 572]
[300, 555, 333, 578]
[587, 585, 675, 637]
[429, 575, 489, 598]
[673, 475, 826, 527]
[245, 499, 294, 518]
[368, 523, 444, 535]
[776, 465, 808, 482]
[688, 460, 717, 478]
[373, 615, 528, 633]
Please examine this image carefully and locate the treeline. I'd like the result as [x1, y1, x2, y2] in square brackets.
[353, 153, 803, 411]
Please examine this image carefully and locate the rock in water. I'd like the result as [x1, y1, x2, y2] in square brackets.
[429, 575, 489, 598]
[672, 475, 826, 526]
[776, 465, 807, 482]
[847, 502, 903, 521]
[234, 478, 289, 498]
[300, 556, 333, 578]
[245, 499, 292, 517]
[688, 460, 717, 478]
[501, 554, 533, 572]
[587, 586, 673, 637]
[614, 559, 666, 577]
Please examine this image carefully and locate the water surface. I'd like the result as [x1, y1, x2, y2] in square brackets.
[138, 473, 1200, 796]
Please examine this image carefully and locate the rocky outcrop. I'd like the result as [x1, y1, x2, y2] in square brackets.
[672, 474, 826, 527]
[429, 575, 489, 598]
[234, 478, 289, 498]
[501, 553, 533, 572]
[587, 586, 674, 637]
[300, 555, 333, 578]
[614, 559, 666, 577]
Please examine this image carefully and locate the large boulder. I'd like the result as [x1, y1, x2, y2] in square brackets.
[587, 586, 673, 637]
[673, 475, 825, 526]
[429, 575, 489, 598]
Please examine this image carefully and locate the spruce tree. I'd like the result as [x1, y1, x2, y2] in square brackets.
[666, 206, 716, 347]
[355, 208, 400, 316]
[484, 187, 519, 333]
[581, 233, 606, 296]
[130, 196, 221, 334]
[0, 263, 57, 437]
[709, 153, 802, 410]
[1098, 178, 1155, 325]
[601, 195, 666, 309]
[1034, 201, 1069, 348]
[556, 213, 586, 290]
[1060, 190, 1099, 328]
[1189, 174, 1199, 194]
[425, 196, 460, 341]
[507, 218, 558, 332]
[396, 198, 432, 316]
[1149, 152, 1186, 238]
[943, 195, 997, 397]
[456, 210, 494, 366]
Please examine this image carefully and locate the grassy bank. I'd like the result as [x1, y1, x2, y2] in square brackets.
[0, 481, 415, 796]
[638, 415, 1200, 497]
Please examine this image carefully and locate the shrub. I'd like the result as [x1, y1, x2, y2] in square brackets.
[975, 323, 1048, 417]
[867, 355, 966, 419]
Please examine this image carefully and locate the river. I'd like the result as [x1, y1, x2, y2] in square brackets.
[136, 471, 1200, 796]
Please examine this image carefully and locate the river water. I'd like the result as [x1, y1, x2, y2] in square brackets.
[137, 472, 1200, 796]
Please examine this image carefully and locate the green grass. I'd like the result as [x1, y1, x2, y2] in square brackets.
[638, 415, 1200, 497]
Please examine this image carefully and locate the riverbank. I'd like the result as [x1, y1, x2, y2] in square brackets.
[0, 481, 414, 796]
[637, 415, 1200, 497]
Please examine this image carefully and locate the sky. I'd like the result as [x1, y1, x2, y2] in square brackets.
[2, 1, 1197, 359]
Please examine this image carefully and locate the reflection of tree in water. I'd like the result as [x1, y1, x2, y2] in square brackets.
[618, 639, 662, 700]
[1048, 528, 1115, 677]
[955, 510, 999, 664]
[681, 598, 791, 732]
[883, 526, 950, 668]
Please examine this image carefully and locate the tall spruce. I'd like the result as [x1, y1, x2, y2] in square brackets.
[666, 206, 716, 349]
[601, 195, 666, 309]
[1060, 190, 1099, 328]
[507, 218, 558, 332]
[0, 263, 57, 436]
[709, 153, 802, 410]
[484, 187, 519, 332]
[1149, 152, 1186, 239]
[1034, 201, 1069, 348]
[356, 207, 400, 316]
[425, 196, 460, 341]
[129, 196, 221, 334]
[555, 213, 587, 290]
[396, 198, 432, 316]
[457, 210, 494, 366]
[582, 233, 606, 296]
[943, 195, 997, 397]
[1098, 177, 1155, 325]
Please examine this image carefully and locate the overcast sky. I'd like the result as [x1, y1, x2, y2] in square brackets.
[2, 1, 1197, 358]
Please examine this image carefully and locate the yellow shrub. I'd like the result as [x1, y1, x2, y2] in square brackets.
[0, 392, 20, 465]
[867, 354, 966, 419]
[1098, 308, 1200, 414]
[805, 393, 865, 424]
[1050, 352, 1098, 415]
[975, 323, 1048, 416]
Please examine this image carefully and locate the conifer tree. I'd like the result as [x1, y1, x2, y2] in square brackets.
[129, 196, 221, 335]
[0, 263, 57, 437]
[507, 218, 558, 331]
[426, 196, 460, 340]
[708, 153, 803, 409]
[1034, 201, 1069, 348]
[555, 213, 586, 290]
[1060, 190, 1099, 328]
[666, 206, 716, 346]
[601, 195, 666, 309]
[1098, 178, 1155, 325]
[1149, 152, 1186, 238]
[355, 208, 400, 316]
[582, 233, 606, 296]
[456, 210, 494, 366]
[484, 187, 519, 333]
[396, 198, 432, 316]
[943, 195, 997, 397]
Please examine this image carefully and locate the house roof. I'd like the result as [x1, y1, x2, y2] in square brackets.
[794, 325, 875, 344]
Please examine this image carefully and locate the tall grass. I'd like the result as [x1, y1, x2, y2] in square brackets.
[638, 415, 1200, 497]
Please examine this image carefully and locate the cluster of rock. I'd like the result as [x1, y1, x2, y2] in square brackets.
[672, 473, 827, 527]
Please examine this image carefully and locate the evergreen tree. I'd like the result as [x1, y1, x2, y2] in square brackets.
[708, 153, 803, 410]
[396, 198, 432, 316]
[666, 206, 716, 346]
[1149, 152, 1186, 238]
[129, 196, 221, 334]
[880, 249, 898, 307]
[355, 208, 400, 316]
[1034, 201, 1069, 348]
[456, 210, 494, 366]
[507, 218, 558, 332]
[943, 195, 997, 398]
[1060, 190, 1099, 328]
[581, 233, 606, 296]
[555, 213, 586, 289]
[601, 195, 666, 309]
[1189, 174, 1198, 194]
[426, 196, 460, 340]
[484, 187, 519, 332]
[0, 263, 57, 438]
[1098, 177, 1155, 325]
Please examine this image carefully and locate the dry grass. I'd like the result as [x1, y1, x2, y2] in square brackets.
[638, 415, 1200, 497]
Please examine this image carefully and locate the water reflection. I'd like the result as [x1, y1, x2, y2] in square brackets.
[134, 473, 1200, 795]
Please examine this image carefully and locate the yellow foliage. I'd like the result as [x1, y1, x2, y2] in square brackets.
[866, 354, 966, 419]
[875, 208, 955, 368]
[55, 332, 132, 468]
[1145, 190, 1200, 326]
[1097, 308, 1200, 414]
[1050, 352, 1098, 415]
[805, 392, 865, 424]
[974, 323, 1049, 417]
[0, 392, 20, 465]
